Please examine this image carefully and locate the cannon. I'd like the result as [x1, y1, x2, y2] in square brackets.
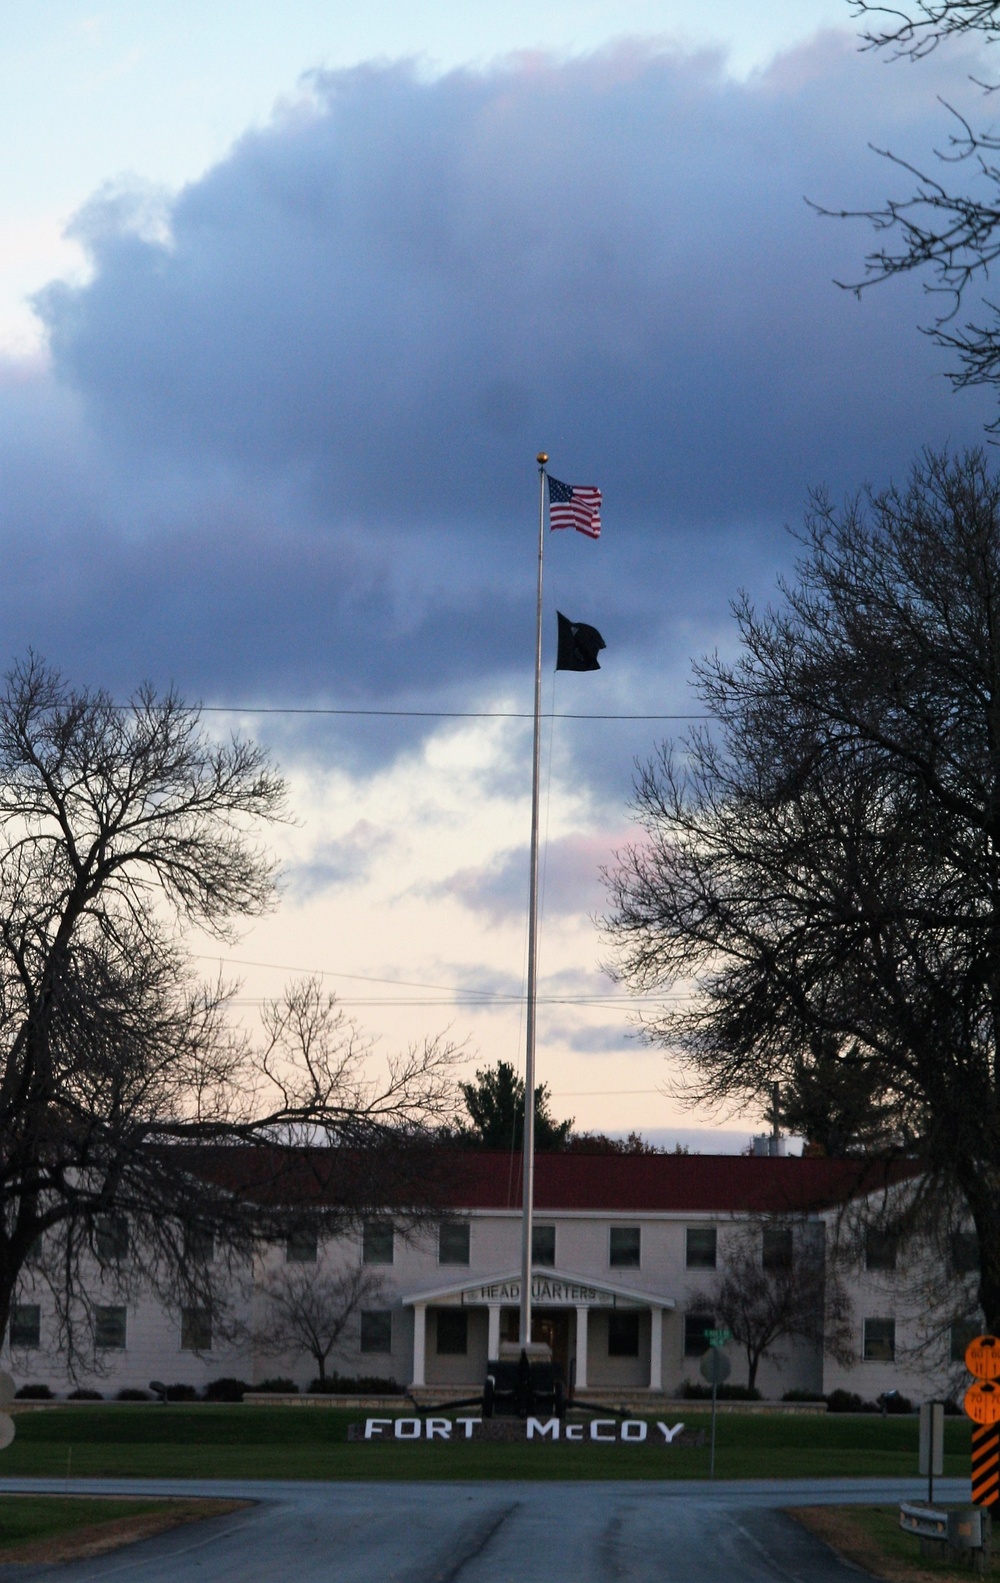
[482, 1342, 566, 1419]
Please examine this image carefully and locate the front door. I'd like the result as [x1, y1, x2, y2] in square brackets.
[499, 1307, 570, 1376]
[532, 1309, 570, 1376]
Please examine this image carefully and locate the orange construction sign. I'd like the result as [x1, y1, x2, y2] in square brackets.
[966, 1335, 1000, 1381]
[965, 1381, 1000, 1426]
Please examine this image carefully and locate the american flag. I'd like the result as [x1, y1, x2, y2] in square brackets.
[548, 475, 601, 539]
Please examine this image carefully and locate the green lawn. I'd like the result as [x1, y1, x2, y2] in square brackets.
[0, 1406, 975, 1482]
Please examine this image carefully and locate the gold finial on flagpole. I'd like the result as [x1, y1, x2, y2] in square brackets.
[537, 452, 548, 465]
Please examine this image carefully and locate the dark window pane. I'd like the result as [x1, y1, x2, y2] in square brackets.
[181, 1307, 212, 1351]
[9, 1303, 40, 1348]
[685, 1228, 717, 1270]
[684, 1313, 713, 1357]
[762, 1225, 793, 1270]
[95, 1215, 129, 1262]
[95, 1305, 127, 1349]
[363, 1222, 394, 1265]
[532, 1225, 556, 1267]
[436, 1308, 468, 1354]
[865, 1230, 898, 1271]
[286, 1226, 317, 1264]
[360, 1309, 393, 1353]
[863, 1318, 895, 1361]
[184, 1227, 215, 1264]
[952, 1232, 980, 1275]
[951, 1319, 983, 1363]
[439, 1223, 470, 1265]
[610, 1227, 641, 1268]
[608, 1311, 640, 1357]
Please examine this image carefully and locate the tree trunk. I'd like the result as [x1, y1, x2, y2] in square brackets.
[747, 1351, 759, 1390]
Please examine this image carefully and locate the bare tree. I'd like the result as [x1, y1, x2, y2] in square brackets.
[816, 2, 1000, 421]
[605, 450, 1000, 1333]
[690, 1221, 853, 1392]
[0, 654, 461, 1371]
[253, 1261, 388, 1383]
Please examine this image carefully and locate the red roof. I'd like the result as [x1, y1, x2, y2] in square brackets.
[438, 1150, 909, 1215]
[181, 1144, 911, 1215]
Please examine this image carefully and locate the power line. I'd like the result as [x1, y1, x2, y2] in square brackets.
[196, 706, 710, 721]
[197, 952, 690, 1005]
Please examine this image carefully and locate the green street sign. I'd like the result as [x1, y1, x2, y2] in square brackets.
[706, 1328, 731, 1348]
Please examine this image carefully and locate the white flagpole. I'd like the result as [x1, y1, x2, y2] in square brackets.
[519, 451, 548, 1348]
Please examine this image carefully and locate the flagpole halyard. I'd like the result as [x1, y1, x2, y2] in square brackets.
[519, 452, 547, 1348]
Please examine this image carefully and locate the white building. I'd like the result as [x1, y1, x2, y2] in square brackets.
[2, 1150, 974, 1403]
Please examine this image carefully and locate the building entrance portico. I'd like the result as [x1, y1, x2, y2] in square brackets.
[402, 1268, 674, 1392]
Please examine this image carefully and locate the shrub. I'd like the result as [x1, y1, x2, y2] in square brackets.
[116, 1388, 151, 1401]
[825, 1389, 879, 1413]
[782, 1390, 826, 1402]
[67, 1388, 103, 1400]
[164, 1383, 197, 1402]
[203, 1378, 249, 1402]
[254, 1378, 299, 1394]
[679, 1381, 761, 1401]
[879, 1391, 914, 1414]
[14, 1383, 53, 1399]
[307, 1373, 403, 1395]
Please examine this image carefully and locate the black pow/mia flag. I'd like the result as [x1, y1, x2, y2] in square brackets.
[556, 611, 606, 672]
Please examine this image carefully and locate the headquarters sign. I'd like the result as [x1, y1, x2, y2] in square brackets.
[458, 1277, 635, 1308]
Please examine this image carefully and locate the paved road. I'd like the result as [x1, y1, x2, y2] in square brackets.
[0, 1476, 972, 1582]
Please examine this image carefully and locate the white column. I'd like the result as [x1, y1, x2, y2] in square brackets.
[411, 1304, 427, 1388]
[487, 1305, 501, 1360]
[649, 1306, 663, 1392]
[575, 1306, 589, 1390]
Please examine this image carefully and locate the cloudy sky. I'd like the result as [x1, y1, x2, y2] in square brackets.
[2, 2, 996, 1148]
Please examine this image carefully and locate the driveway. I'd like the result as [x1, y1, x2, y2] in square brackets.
[0, 1476, 971, 1581]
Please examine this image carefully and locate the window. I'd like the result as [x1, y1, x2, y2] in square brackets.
[609, 1227, 641, 1268]
[952, 1232, 980, 1275]
[363, 1221, 394, 1265]
[685, 1227, 717, 1270]
[95, 1214, 129, 1262]
[438, 1222, 470, 1266]
[184, 1227, 215, 1264]
[608, 1311, 640, 1357]
[435, 1309, 468, 1355]
[95, 1305, 127, 1349]
[532, 1225, 556, 1267]
[762, 1224, 793, 1270]
[684, 1313, 713, 1357]
[360, 1309, 393, 1353]
[181, 1307, 212, 1351]
[286, 1226, 317, 1264]
[951, 1319, 982, 1364]
[864, 1229, 898, 1272]
[863, 1318, 896, 1361]
[9, 1304, 39, 1348]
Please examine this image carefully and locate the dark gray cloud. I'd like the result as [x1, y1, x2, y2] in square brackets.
[284, 820, 393, 900]
[434, 832, 615, 922]
[0, 34, 995, 743]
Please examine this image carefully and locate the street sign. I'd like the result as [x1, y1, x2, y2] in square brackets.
[706, 1328, 731, 1348]
[966, 1382, 1000, 1426]
[966, 1336, 1000, 1381]
[700, 1349, 732, 1387]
